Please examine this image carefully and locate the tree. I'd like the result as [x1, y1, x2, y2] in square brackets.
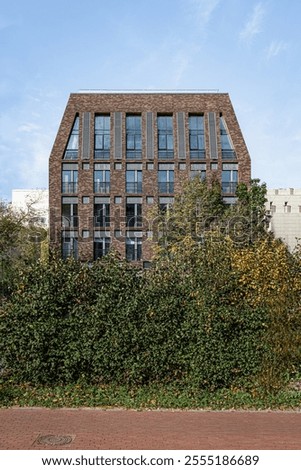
[0, 199, 47, 300]
[152, 177, 269, 255]
[225, 178, 269, 245]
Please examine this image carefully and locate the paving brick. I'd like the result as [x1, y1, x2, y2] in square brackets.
[0, 408, 301, 450]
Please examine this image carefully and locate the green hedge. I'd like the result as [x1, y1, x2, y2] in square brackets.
[0, 253, 270, 389]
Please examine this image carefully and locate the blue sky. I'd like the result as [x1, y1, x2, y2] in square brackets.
[0, 0, 301, 200]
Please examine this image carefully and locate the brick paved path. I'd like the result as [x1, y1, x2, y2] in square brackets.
[0, 408, 301, 450]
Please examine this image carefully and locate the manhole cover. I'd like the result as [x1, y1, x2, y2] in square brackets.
[35, 435, 74, 446]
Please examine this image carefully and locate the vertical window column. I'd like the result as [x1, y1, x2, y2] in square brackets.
[62, 231, 78, 260]
[222, 163, 238, 194]
[94, 197, 110, 227]
[62, 163, 78, 194]
[220, 115, 236, 159]
[158, 115, 174, 159]
[126, 233, 142, 261]
[126, 163, 142, 193]
[94, 115, 110, 159]
[94, 163, 110, 194]
[189, 115, 205, 159]
[126, 115, 142, 159]
[62, 197, 78, 228]
[126, 197, 142, 227]
[158, 163, 174, 194]
[64, 116, 79, 160]
[94, 231, 111, 259]
[190, 163, 206, 180]
[159, 196, 174, 212]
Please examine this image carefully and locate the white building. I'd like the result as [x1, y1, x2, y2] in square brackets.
[266, 188, 301, 251]
[11, 189, 49, 227]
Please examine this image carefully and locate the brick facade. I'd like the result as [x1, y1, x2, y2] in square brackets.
[49, 92, 251, 263]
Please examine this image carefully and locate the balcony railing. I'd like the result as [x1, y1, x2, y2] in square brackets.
[126, 216, 143, 228]
[126, 246, 142, 262]
[62, 216, 79, 228]
[94, 149, 110, 159]
[222, 182, 238, 194]
[94, 182, 110, 193]
[94, 216, 110, 227]
[126, 150, 142, 159]
[64, 150, 78, 160]
[158, 150, 174, 159]
[158, 182, 174, 194]
[94, 243, 110, 260]
[222, 149, 236, 159]
[62, 182, 78, 194]
[62, 247, 78, 260]
[126, 182, 143, 194]
[190, 149, 206, 159]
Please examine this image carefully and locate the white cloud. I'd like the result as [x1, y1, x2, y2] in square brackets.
[186, 0, 220, 30]
[18, 123, 41, 133]
[265, 40, 288, 59]
[172, 52, 191, 87]
[240, 3, 265, 43]
[196, 0, 220, 24]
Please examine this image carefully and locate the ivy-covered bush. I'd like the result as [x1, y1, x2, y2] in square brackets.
[0, 246, 272, 390]
[1, 178, 301, 392]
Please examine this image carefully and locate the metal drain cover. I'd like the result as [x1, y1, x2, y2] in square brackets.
[36, 434, 74, 446]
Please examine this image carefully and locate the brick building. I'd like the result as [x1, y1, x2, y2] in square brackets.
[49, 91, 251, 264]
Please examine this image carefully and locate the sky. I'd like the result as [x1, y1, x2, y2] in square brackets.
[0, 0, 301, 201]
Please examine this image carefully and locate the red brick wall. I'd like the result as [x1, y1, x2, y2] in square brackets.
[49, 93, 251, 262]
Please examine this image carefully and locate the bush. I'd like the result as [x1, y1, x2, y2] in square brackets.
[0, 245, 272, 391]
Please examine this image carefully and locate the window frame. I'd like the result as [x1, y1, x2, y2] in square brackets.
[157, 115, 174, 159]
[94, 115, 111, 159]
[126, 115, 142, 159]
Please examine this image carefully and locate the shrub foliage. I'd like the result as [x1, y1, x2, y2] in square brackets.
[1, 179, 300, 392]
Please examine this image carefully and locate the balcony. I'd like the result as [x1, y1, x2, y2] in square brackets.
[62, 182, 78, 194]
[222, 182, 238, 194]
[62, 247, 78, 260]
[190, 149, 206, 160]
[222, 149, 236, 160]
[126, 182, 143, 194]
[94, 149, 110, 160]
[62, 216, 78, 228]
[158, 150, 174, 159]
[94, 216, 110, 228]
[94, 182, 110, 194]
[126, 150, 142, 159]
[64, 150, 78, 160]
[158, 182, 174, 194]
[126, 216, 143, 228]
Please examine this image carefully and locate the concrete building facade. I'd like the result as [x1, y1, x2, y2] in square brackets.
[49, 91, 251, 263]
[11, 189, 49, 227]
[266, 188, 301, 251]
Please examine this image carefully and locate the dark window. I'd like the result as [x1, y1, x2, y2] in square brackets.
[62, 202, 78, 228]
[94, 115, 110, 159]
[64, 116, 79, 160]
[189, 115, 205, 159]
[158, 116, 174, 159]
[126, 203, 142, 227]
[62, 233, 78, 259]
[94, 203, 110, 227]
[126, 170, 142, 193]
[94, 168, 110, 193]
[220, 116, 236, 159]
[222, 165, 238, 194]
[126, 237, 142, 261]
[190, 164, 206, 181]
[62, 169, 78, 194]
[94, 238, 110, 259]
[158, 169, 174, 193]
[126, 115, 142, 159]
